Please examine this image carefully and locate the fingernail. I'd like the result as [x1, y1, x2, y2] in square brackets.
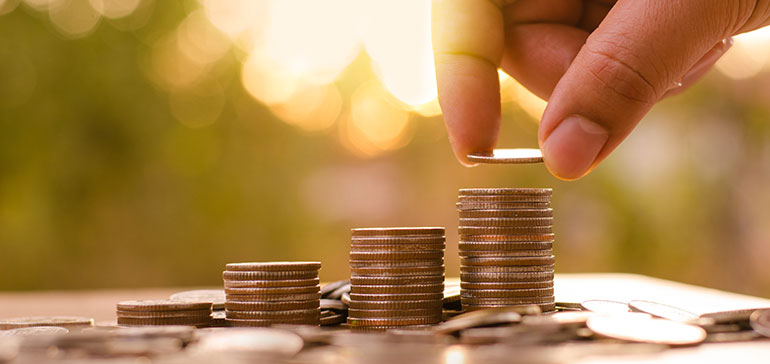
[541, 115, 608, 180]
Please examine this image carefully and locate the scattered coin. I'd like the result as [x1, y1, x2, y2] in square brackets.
[434, 308, 523, 335]
[587, 315, 707, 346]
[0, 326, 69, 336]
[320, 311, 347, 326]
[320, 279, 350, 298]
[700, 308, 766, 325]
[628, 300, 698, 322]
[580, 300, 630, 314]
[116, 309, 213, 319]
[320, 299, 348, 312]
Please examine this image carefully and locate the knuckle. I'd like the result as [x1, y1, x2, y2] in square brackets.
[581, 40, 660, 105]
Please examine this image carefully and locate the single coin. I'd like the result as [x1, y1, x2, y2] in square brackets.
[463, 302, 556, 313]
[459, 209, 553, 218]
[460, 264, 554, 273]
[0, 326, 69, 336]
[350, 244, 445, 252]
[325, 283, 351, 300]
[700, 308, 766, 324]
[224, 285, 320, 295]
[320, 312, 347, 326]
[459, 188, 552, 196]
[349, 260, 444, 268]
[351, 227, 445, 237]
[458, 226, 553, 235]
[320, 299, 347, 311]
[628, 300, 698, 322]
[459, 217, 553, 227]
[350, 275, 444, 286]
[750, 309, 770, 337]
[434, 308, 522, 335]
[347, 316, 441, 327]
[459, 241, 553, 251]
[224, 278, 320, 288]
[320, 279, 350, 298]
[348, 308, 441, 318]
[466, 148, 543, 164]
[349, 251, 445, 260]
[459, 250, 553, 258]
[556, 301, 583, 309]
[461, 281, 553, 290]
[117, 300, 212, 312]
[348, 300, 444, 310]
[225, 292, 321, 302]
[457, 202, 550, 210]
[460, 234, 555, 242]
[460, 271, 554, 282]
[461, 256, 555, 266]
[350, 237, 446, 244]
[351, 284, 444, 294]
[170, 290, 225, 310]
[225, 262, 321, 272]
[222, 270, 319, 281]
[443, 283, 461, 306]
[116, 309, 212, 319]
[458, 195, 551, 203]
[461, 296, 555, 306]
[0, 316, 94, 330]
[705, 330, 764, 343]
[461, 288, 554, 298]
[225, 318, 319, 327]
[587, 316, 706, 346]
[580, 300, 630, 314]
[224, 300, 320, 311]
[351, 266, 445, 276]
[225, 309, 320, 320]
[117, 316, 212, 327]
[522, 311, 598, 327]
[349, 292, 444, 301]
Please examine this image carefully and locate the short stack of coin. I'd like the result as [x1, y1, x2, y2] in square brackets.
[116, 300, 213, 327]
[347, 227, 446, 330]
[457, 188, 555, 312]
[223, 262, 321, 327]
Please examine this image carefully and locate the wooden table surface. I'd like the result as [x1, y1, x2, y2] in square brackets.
[2, 273, 770, 363]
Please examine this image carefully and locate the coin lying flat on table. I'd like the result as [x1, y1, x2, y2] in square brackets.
[0, 316, 94, 330]
[587, 315, 707, 346]
[170, 290, 226, 310]
[749, 309, 770, 337]
[700, 308, 767, 325]
[466, 148, 544, 164]
[629, 300, 698, 322]
[434, 308, 522, 335]
[580, 300, 630, 314]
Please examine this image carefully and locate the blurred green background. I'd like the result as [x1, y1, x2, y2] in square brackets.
[1, 0, 770, 298]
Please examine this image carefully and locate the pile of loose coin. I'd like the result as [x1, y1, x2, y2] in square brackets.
[457, 188, 556, 312]
[223, 262, 321, 327]
[116, 300, 213, 327]
[347, 228, 446, 330]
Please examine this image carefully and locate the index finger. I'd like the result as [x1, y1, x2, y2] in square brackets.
[432, 0, 505, 165]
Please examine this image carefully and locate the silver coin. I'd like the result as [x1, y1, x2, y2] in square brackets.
[435, 308, 522, 335]
[466, 148, 544, 164]
[587, 315, 707, 346]
[628, 300, 698, 322]
[170, 290, 226, 310]
[580, 300, 629, 314]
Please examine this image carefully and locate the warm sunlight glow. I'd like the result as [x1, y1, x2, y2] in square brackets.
[716, 28, 770, 80]
[270, 84, 343, 132]
[88, 0, 140, 19]
[48, 0, 101, 38]
[342, 81, 412, 156]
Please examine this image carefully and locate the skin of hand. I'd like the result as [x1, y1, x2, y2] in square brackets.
[432, 0, 770, 180]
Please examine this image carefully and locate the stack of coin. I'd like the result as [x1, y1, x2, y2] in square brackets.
[457, 188, 555, 312]
[223, 262, 321, 327]
[116, 300, 213, 327]
[347, 227, 446, 330]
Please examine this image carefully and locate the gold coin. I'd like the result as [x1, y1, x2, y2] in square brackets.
[465, 148, 543, 164]
[459, 209, 553, 218]
[224, 300, 319, 311]
[458, 217, 553, 227]
[351, 227, 445, 237]
[460, 256, 556, 266]
[117, 300, 212, 312]
[350, 284, 444, 294]
[223, 278, 320, 288]
[225, 262, 321, 272]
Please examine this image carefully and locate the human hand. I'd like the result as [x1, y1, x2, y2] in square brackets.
[432, 0, 770, 179]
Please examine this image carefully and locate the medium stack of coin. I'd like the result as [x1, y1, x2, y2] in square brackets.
[347, 227, 446, 330]
[116, 300, 213, 327]
[457, 188, 555, 312]
[223, 262, 321, 327]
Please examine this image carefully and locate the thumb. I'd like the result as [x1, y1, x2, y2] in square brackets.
[538, 0, 733, 180]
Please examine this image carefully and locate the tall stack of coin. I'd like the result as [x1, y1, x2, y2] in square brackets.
[457, 188, 555, 312]
[222, 262, 321, 327]
[116, 300, 213, 327]
[347, 228, 446, 330]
